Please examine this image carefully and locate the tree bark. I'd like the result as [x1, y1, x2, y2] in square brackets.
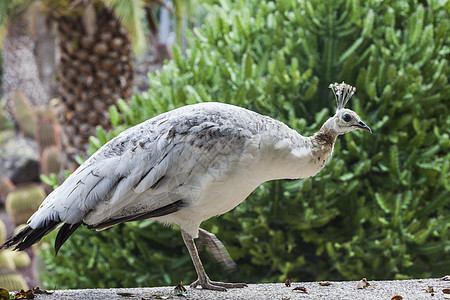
[55, 7, 134, 170]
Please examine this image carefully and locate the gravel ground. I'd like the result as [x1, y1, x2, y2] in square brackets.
[9, 278, 450, 300]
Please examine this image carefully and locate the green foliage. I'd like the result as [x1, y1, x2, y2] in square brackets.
[42, 0, 449, 288]
[39, 173, 59, 190]
[40, 221, 195, 288]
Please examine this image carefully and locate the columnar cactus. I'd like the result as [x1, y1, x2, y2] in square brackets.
[10, 90, 37, 138]
[0, 226, 29, 290]
[36, 117, 61, 155]
[0, 269, 28, 291]
[11, 252, 31, 269]
[0, 251, 15, 270]
[41, 145, 62, 176]
[36, 106, 58, 123]
[5, 184, 46, 225]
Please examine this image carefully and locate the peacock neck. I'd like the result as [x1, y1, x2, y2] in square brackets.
[259, 118, 338, 181]
[312, 117, 339, 149]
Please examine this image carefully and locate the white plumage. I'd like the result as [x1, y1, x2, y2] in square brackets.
[1, 82, 371, 291]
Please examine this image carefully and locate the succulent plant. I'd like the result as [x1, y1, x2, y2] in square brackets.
[0, 251, 15, 270]
[36, 105, 58, 123]
[41, 146, 62, 176]
[10, 90, 37, 139]
[11, 252, 31, 269]
[0, 269, 28, 291]
[5, 184, 46, 225]
[36, 118, 61, 155]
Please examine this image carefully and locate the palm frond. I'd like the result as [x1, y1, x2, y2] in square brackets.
[104, 0, 147, 55]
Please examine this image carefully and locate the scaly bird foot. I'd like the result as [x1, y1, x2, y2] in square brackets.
[190, 278, 247, 291]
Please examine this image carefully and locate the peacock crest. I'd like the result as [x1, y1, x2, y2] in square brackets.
[329, 82, 356, 110]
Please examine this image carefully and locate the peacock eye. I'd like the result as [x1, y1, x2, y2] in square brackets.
[342, 114, 352, 122]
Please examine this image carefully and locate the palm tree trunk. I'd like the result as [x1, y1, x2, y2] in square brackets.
[56, 7, 134, 170]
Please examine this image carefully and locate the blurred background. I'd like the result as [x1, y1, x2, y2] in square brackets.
[0, 0, 448, 291]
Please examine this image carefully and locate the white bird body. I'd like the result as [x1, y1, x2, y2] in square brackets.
[29, 102, 327, 238]
[2, 82, 371, 291]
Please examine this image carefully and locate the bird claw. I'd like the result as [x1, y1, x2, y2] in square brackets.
[190, 278, 247, 291]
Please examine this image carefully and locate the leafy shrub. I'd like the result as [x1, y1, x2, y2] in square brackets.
[40, 0, 449, 288]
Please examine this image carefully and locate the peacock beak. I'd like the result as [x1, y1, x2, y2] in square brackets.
[357, 121, 372, 133]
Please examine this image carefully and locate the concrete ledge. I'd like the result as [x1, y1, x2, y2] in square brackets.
[12, 278, 449, 299]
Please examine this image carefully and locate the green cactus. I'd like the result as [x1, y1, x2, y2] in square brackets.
[0, 251, 15, 270]
[0, 269, 28, 291]
[41, 145, 62, 176]
[5, 185, 46, 226]
[36, 105, 58, 123]
[36, 118, 60, 155]
[10, 90, 37, 138]
[11, 252, 31, 269]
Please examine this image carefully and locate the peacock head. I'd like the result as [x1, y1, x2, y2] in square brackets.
[327, 82, 372, 135]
